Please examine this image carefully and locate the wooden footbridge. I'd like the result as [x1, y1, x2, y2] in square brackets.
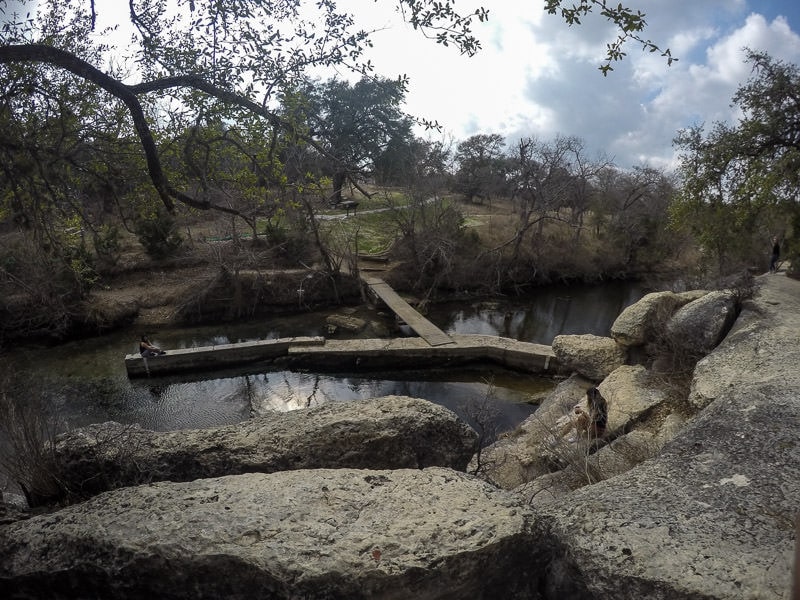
[360, 275, 454, 347]
[125, 276, 560, 378]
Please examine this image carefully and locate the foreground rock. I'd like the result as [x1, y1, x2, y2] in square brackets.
[53, 396, 478, 500]
[0, 468, 541, 600]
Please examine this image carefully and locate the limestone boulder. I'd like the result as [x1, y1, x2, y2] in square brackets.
[551, 334, 626, 381]
[53, 396, 478, 500]
[665, 290, 738, 355]
[610, 290, 708, 348]
[610, 291, 682, 347]
[597, 364, 669, 433]
[0, 468, 543, 600]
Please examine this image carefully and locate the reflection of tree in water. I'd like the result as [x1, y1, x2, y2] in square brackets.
[304, 374, 321, 408]
[249, 372, 334, 413]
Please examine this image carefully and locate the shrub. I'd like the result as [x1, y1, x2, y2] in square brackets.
[134, 209, 183, 259]
[0, 377, 66, 507]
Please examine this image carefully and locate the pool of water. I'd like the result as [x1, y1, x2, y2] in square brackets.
[2, 281, 644, 436]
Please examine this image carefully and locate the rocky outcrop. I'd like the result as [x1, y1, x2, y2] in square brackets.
[0, 468, 543, 600]
[473, 364, 672, 491]
[469, 374, 594, 489]
[551, 334, 626, 381]
[555, 289, 726, 383]
[536, 380, 799, 599]
[532, 274, 800, 599]
[472, 276, 797, 598]
[52, 396, 478, 500]
[689, 279, 795, 411]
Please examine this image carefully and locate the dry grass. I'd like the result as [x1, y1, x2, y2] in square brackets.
[0, 377, 65, 507]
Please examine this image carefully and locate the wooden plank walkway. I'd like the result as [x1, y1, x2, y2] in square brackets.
[362, 275, 454, 347]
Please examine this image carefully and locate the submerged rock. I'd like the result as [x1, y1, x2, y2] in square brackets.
[326, 313, 367, 332]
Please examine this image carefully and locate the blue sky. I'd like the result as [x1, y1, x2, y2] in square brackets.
[355, 0, 800, 170]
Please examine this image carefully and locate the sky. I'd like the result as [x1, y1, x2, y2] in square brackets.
[349, 0, 800, 171]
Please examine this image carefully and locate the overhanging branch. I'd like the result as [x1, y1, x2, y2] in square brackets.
[0, 43, 339, 217]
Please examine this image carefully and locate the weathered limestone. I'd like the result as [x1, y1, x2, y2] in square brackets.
[610, 290, 707, 347]
[665, 289, 738, 355]
[610, 290, 684, 347]
[0, 468, 543, 600]
[514, 412, 686, 510]
[551, 333, 627, 381]
[53, 396, 478, 499]
[597, 364, 668, 433]
[474, 364, 670, 491]
[690, 278, 795, 411]
[535, 274, 800, 599]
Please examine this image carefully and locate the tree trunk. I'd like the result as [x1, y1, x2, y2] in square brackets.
[332, 171, 346, 205]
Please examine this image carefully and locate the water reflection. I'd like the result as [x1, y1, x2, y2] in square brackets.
[427, 282, 644, 344]
[117, 368, 547, 433]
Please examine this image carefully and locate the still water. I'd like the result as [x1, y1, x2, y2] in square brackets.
[3, 281, 643, 436]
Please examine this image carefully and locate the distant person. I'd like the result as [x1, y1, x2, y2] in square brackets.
[139, 335, 166, 357]
[556, 386, 608, 443]
[769, 237, 781, 273]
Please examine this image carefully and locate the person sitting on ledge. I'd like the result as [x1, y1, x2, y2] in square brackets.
[555, 386, 608, 443]
[139, 335, 167, 357]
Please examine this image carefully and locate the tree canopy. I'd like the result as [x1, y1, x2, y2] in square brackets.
[0, 0, 671, 223]
[672, 50, 800, 273]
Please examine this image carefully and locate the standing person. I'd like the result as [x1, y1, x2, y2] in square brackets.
[139, 335, 166, 357]
[770, 236, 781, 273]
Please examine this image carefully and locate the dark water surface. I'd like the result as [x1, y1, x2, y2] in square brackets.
[3, 281, 643, 436]
[426, 281, 645, 344]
